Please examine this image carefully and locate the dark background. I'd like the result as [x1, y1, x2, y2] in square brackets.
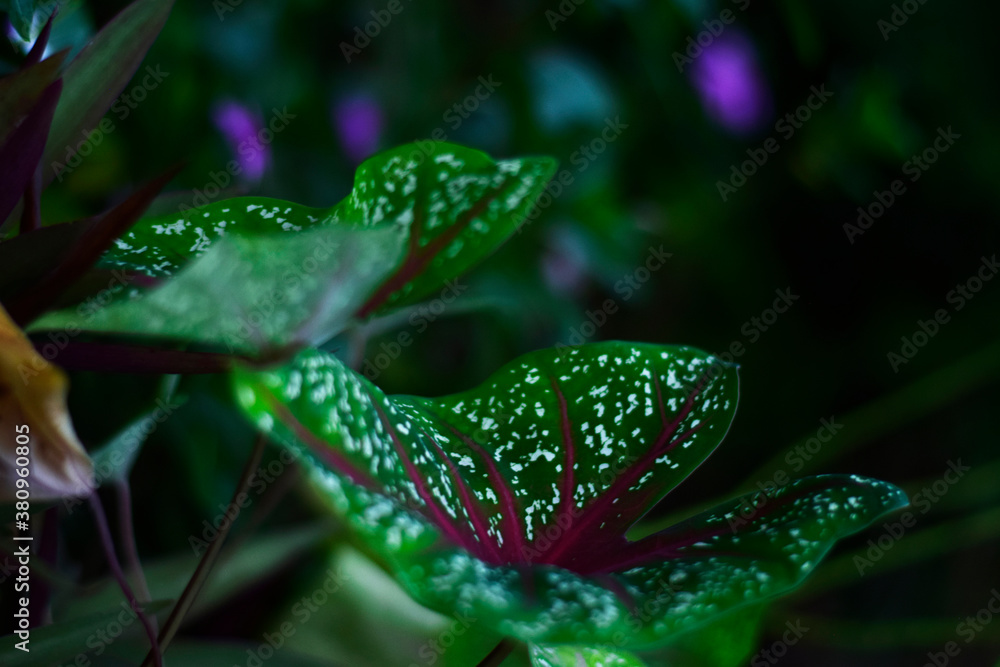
[4, 0, 1000, 664]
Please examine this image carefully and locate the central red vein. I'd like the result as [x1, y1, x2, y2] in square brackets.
[367, 394, 473, 551]
[540, 371, 711, 568]
[355, 175, 515, 318]
[444, 423, 527, 562]
[420, 426, 504, 564]
[550, 376, 577, 536]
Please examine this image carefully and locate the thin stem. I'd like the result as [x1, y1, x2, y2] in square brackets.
[140, 433, 269, 667]
[19, 168, 41, 233]
[89, 493, 162, 667]
[477, 638, 516, 667]
[115, 481, 155, 620]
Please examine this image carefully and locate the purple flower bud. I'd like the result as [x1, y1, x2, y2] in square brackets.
[333, 94, 384, 164]
[690, 31, 771, 135]
[212, 100, 269, 181]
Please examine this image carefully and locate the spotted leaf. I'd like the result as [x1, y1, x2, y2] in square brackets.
[529, 644, 646, 667]
[234, 342, 907, 647]
[101, 142, 556, 316]
[29, 224, 405, 355]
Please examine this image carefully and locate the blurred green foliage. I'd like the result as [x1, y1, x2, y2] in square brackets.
[3, 0, 999, 664]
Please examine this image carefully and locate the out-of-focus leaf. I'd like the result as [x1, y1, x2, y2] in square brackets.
[57, 523, 333, 622]
[23, 10, 53, 65]
[530, 644, 647, 667]
[0, 600, 171, 666]
[0, 79, 60, 225]
[0, 301, 93, 500]
[30, 223, 407, 355]
[0, 53, 66, 146]
[101, 142, 557, 318]
[90, 397, 186, 486]
[41, 0, 174, 185]
[154, 641, 336, 667]
[3, 0, 36, 41]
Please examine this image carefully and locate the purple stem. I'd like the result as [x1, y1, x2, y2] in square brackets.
[88, 492, 162, 667]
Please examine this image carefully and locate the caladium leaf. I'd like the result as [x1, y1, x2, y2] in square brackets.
[233, 341, 909, 648]
[29, 223, 406, 355]
[101, 142, 557, 316]
[530, 644, 646, 667]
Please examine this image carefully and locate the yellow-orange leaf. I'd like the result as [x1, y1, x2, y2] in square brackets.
[0, 302, 93, 500]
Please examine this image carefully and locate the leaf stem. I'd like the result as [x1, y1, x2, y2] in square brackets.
[140, 432, 269, 667]
[477, 638, 516, 667]
[88, 492, 162, 667]
[115, 480, 155, 618]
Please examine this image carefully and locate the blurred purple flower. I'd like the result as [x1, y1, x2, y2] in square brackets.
[689, 31, 771, 135]
[333, 94, 383, 164]
[212, 100, 269, 181]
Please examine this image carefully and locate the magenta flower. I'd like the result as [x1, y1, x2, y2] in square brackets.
[690, 31, 771, 135]
[212, 100, 269, 181]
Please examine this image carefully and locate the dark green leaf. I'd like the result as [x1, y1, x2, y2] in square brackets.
[233, 343, 907, 648]
[0, 600, 171, 667]
[41, 0, 174, 185]
[3, 0, 36, 41]
[29, 223, 406, 355]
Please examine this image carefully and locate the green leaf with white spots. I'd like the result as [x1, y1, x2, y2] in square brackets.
[530, 644, 647, 667]
[29, 224, 406, 355]
[233, 339, 906, 648]
[101, 142, 557, 317]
